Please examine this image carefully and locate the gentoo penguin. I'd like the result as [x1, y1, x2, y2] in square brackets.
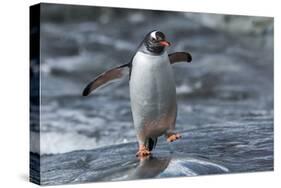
[82, 30, 192, 157]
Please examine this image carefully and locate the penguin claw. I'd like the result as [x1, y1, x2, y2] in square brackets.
[166, 133, 181, 142]
[136, 145, 151, 158]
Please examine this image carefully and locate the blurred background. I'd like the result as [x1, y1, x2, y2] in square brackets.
[31, 3, 273, 171]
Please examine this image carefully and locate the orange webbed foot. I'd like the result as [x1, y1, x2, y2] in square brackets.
[166, 133, 181, 142]
[136, 144, 151, 158]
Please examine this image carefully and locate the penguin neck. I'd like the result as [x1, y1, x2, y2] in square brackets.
[138, 43, 166, 56]
[135, 51, 168, 65]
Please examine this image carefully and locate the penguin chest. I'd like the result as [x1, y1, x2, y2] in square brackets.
[129, 52, 177, 138]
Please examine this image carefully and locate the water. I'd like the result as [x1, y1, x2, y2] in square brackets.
[31, 4, 273, 181]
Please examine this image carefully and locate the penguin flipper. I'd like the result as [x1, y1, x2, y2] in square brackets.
[168, 52, 192, 64]
[82, 63, 131, 96]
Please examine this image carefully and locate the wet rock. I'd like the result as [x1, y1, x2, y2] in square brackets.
[32, 138, 230, 185]
[31, 122, 273, 185]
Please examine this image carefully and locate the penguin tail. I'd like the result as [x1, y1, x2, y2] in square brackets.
[145, 138, 158, 151]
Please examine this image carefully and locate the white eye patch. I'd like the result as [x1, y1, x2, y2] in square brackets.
[150, 31, 157, 39]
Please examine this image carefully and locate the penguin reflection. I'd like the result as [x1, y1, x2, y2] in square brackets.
[127, 155, 171, 180]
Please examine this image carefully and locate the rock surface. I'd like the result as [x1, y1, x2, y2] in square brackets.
[32, 128, 272, 185]
[33, 143, 229, 185]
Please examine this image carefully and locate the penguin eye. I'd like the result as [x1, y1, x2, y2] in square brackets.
[151, 37, 156, 42]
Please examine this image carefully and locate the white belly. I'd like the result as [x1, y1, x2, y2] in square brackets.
[129, 52, 177, 139]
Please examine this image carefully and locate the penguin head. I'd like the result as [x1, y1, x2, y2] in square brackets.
[141, 30, 170, 55]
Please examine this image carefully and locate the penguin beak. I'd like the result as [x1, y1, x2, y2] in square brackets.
[159, 40, 171, 47]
